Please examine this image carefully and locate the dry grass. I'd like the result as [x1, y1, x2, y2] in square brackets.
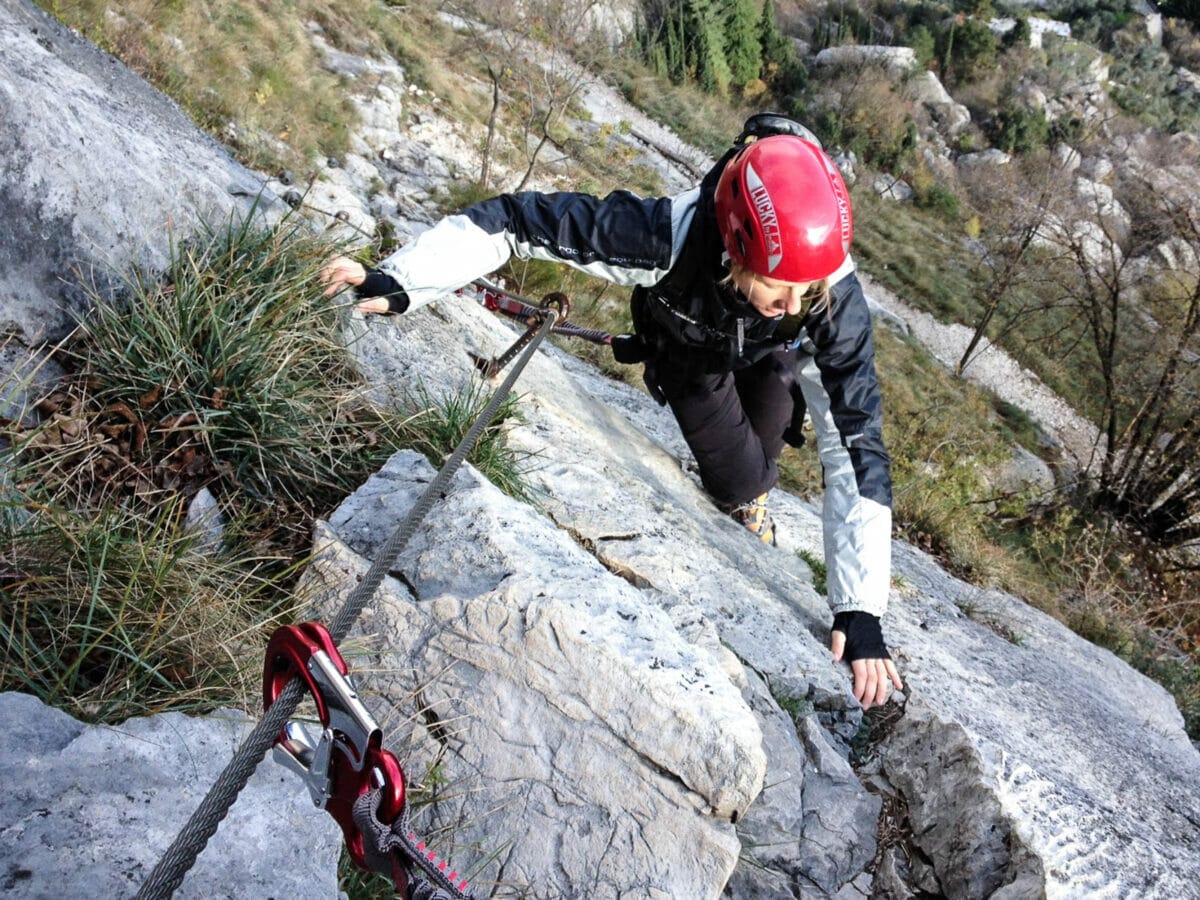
[1, 211, 534, 725]
[35, 0, 469, 172]
[0, 497, 288, 721]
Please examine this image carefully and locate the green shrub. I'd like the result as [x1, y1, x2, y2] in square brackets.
[913, 179, 962, 220]
[797, 549, 829, 595]
[994, 101, 1051, 154]
[938, 18, 999, 84]
[809, 68, 916, 170]
[1003, 16, 1032, 50]
[1110, 44, 1200, 133]
[907, 24, 937, 69]
[434, 179, 497, 215]
[990, 397, 1045, 450]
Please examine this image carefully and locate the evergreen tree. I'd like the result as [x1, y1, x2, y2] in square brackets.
[758, 0, 788, 65]
[666, 4, 687, 83]
[758, 0, 804, 92]
[638, 0, 733, 94]
[725, 0, 763, 85]
[688, 0, 732, 94]
[948, 18, 998, 83]
[1002, 15, 1031, 50]
[908, 24, 936, 69]
[1160, 0, 1200, 27]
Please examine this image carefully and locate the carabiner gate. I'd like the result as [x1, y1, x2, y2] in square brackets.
[263, 622, 406, 868]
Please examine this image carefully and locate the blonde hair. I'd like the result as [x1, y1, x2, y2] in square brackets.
[724, 264, 832, 319]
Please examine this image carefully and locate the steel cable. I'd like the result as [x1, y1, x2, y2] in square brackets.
[135, 310, 559, 899]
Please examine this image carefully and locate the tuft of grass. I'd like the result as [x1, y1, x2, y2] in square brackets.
[0, 492, 287, 722]
[399, 381, 535, 506]
[338, 848, 396, 900]
[797, 548, 828, 596]
[2, 209, 537, 725]
[990, 397, 1046, 451]
[65, 211, 415, 529]
[433, 179, 499, 217]
[772, 689, 815, 729]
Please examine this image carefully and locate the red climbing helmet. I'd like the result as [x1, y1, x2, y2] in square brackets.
[714, 135, 853, 283]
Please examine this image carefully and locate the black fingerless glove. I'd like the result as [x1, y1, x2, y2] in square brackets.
[781, 424, 806, 449]
[833, 611, 890, 662]
[357, 268, 410, 314]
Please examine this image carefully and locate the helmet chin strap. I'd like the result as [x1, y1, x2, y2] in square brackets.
[720, 278, 776, 322]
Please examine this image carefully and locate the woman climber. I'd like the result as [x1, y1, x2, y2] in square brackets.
[320, 115, 903, 709]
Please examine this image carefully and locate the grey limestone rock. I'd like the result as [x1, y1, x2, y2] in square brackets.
[0, 692, 341, 898]
[814, 45, 917, 77]
[302, 458, 761, 898]
[878, 540, 1200, 898]
[874, 175, 915, 202]
[0, 0, 286, 348]
[904, 71, 972, 137]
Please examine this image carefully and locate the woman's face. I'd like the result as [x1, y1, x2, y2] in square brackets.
[731, 268, 814, 317]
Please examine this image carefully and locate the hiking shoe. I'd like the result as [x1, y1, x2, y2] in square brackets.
[729, 493, 776, 546]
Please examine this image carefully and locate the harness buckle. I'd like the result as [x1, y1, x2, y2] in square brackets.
[263, 622, 406, 869]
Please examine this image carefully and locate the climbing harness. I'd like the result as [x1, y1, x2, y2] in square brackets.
[134, 307, 562, 900]
[461, 278, 612, 377]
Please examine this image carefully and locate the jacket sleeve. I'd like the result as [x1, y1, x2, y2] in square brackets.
[795, 267, 893, 617]
[375, 189, 698, 311]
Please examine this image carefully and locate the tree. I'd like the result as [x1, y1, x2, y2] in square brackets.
[1048, 161, 1200, 547]
[759, 0, 805, 92]
[995, 101, 1051, 155]
[447, 0, 606, 191]
[907, 24, 936, 70]
[640, 0, 733, 95]
[1160, 0, 1200, 27]
[725, 0, 763, 86]
[810, 60, 914, 168]
[689, 0, 733, 94]
[1002, 15, 1031, 51]
[954, 151, 1076, 376]
[937, 16, 998, 85]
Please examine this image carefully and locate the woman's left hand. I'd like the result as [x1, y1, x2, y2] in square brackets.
[319, 256, 367, 297]
[831, 631, 903, 709]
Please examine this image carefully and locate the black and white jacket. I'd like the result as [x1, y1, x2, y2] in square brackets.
[376, 187, 892, 618]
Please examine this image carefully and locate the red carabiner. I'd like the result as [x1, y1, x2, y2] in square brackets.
[263, 622, 406, 868]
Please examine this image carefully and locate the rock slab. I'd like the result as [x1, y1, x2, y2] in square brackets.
[0, 692, 341, 898]
[301, 448, 765, 899]
[0, 0, 284, 346]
